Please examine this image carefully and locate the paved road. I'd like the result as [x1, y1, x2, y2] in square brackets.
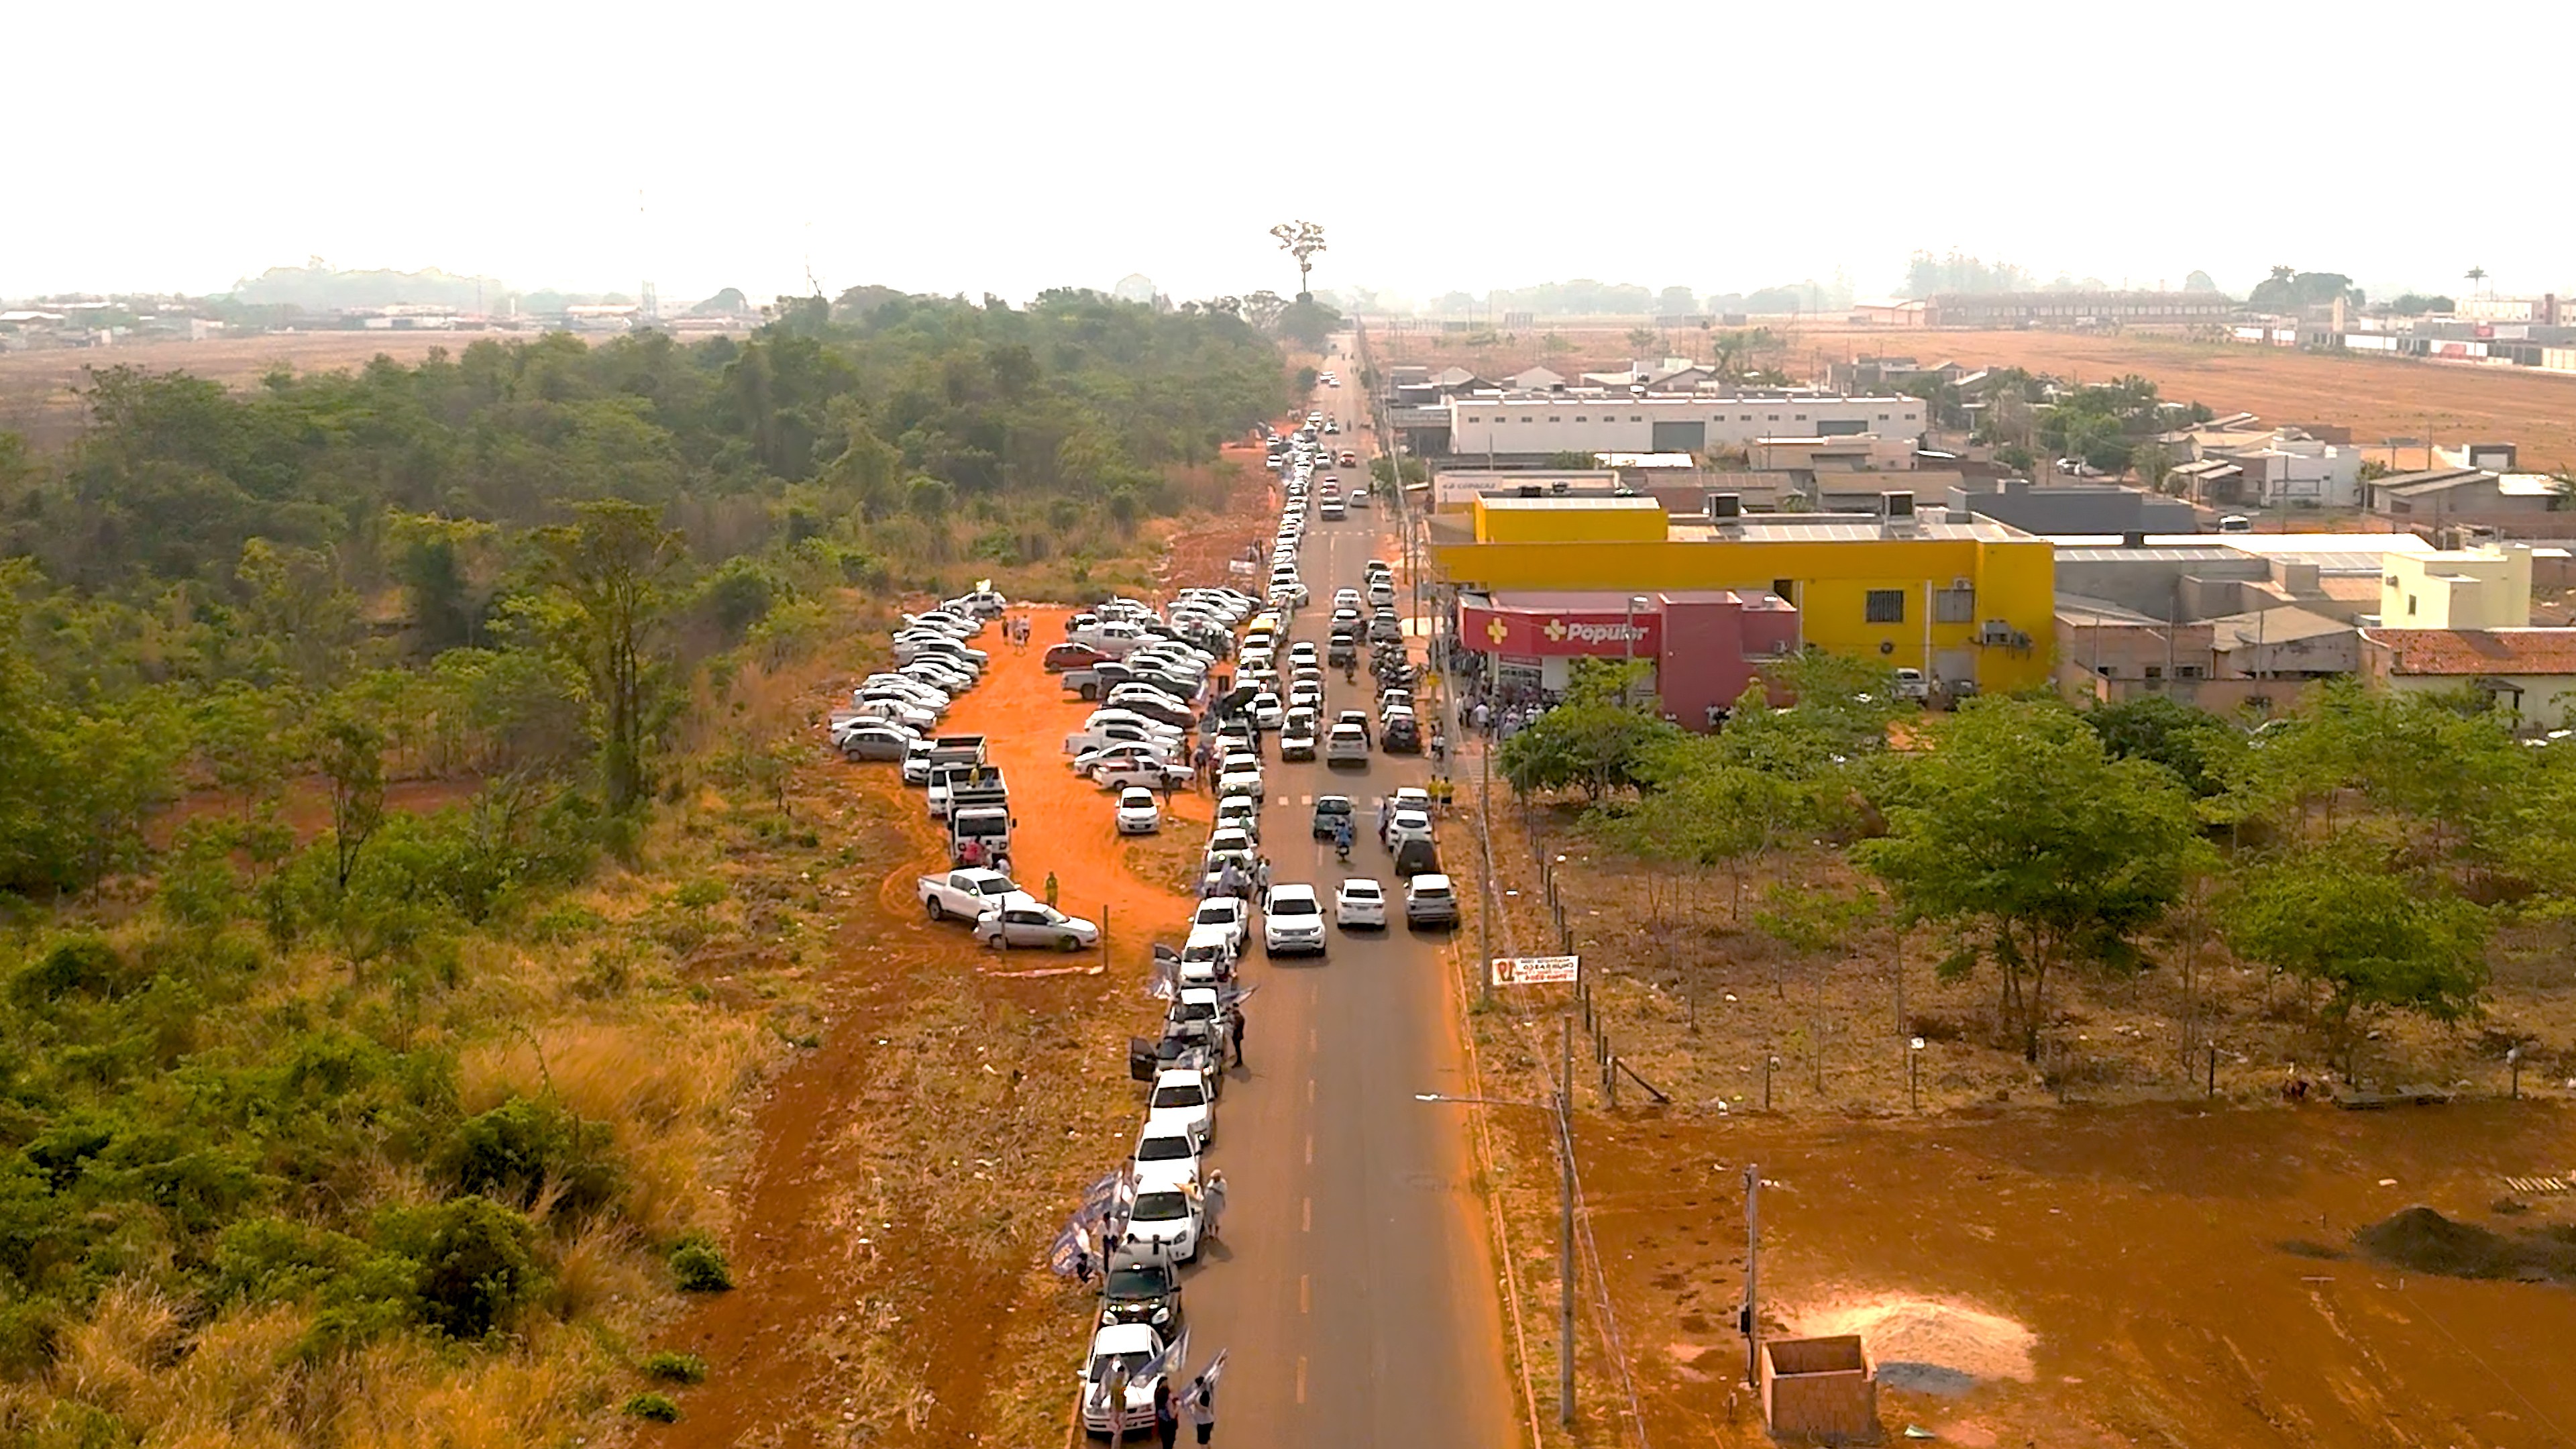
[1173, 345, 1519, 1447]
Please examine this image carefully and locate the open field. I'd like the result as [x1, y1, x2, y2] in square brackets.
[1371, 322, 2576, 472]
[0, 332, 530, 448]
[1450, 737, 2576, 1448]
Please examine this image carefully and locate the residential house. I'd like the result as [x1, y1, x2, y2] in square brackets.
[2358, 629, 2576, 728]
[2366, 468, 2565, 527]
[1506, 365, 1567, 391]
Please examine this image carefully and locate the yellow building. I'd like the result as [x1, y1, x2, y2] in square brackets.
[2379, 545, 2532, 629]
[1435, 496, 2057, 693]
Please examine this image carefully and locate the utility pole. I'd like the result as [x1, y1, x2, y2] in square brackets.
[1743, 1162, 1762, 1389]
[1560, 1013, 1577, 1427]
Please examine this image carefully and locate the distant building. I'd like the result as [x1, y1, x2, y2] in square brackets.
[1949, 478, 2198, 536]
[1445, 392, 1926, 460]
[2380, 545, 2534, 629]
[2359, 629, 2576, 728]
[1919, 290, 2234, 329]
[1112, 273, 1158, 305]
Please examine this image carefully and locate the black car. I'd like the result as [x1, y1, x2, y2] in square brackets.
[1326, 635, 1357, 667]
[1382, 717, 1421, 753]
[1368, 619, 1405, 647]
[1311, 794, 1354, 839]
[1102, 1263, 1184, 1332]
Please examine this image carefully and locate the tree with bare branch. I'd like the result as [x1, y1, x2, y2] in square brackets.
[1269, 221, 1326, 300]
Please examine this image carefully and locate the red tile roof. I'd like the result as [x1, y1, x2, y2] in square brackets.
[2360, 628, 2576, 676]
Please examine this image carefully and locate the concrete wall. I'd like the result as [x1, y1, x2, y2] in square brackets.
[1471, 495, 1668, 543]
[1435, 533, 2056, 692]
[1447, 394, 1925, 457]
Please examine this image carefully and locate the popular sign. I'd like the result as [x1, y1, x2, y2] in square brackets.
[1460, 602, 1659, 657]
[1491, 955, 1581, 986]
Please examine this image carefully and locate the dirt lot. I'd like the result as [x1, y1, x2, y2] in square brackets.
[642, 453, 1277, 1445]
[1450, 745, 2576, 1449]
[1375, 323, 2576, 471]
[0, 332, 517, 448]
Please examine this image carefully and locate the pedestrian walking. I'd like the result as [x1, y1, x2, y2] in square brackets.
[1253, 859, 1272, 899]
[1153, 1379, 1179, 1449]
[1228, 1008, 1246, 1068]
[1375, 796, 1393, 846]
[1044, 871, 1060, 908]
[1201, 1169, 1227, 1242]
[1187, 1377, 1217, 1444]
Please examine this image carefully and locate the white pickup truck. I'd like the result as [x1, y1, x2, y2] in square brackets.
[916, 867, 1022, 923]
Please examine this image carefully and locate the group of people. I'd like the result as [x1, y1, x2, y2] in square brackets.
[1000, 614, 1037, 650]
[1100, 1364, 1221, 1445]
[1199, 856, 1273, 903]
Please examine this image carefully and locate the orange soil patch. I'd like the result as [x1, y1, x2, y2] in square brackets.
[1542, 1101, 2576, 1448]
[146, 773, 484, 850]
[1375, 323, 2576, 470]
[657, 564, 1248, 1444]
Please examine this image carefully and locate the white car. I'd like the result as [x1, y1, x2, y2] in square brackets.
[1250, 694, 1285, 730]
[973, 902, 1101, 951]
[1218, 756, 1265, 798]
[1191, 896, 1250, 955]
[1325, 722, 1370, 763]
[1287, 680, 1324, 714]
[1116, 1160, 1203, 1267]
[1201, 828, 1258, 877]
[1262, 883, 1327, 957]
[1075, 740, 1181, 776]
[1214, 794, 1260, 841]
[1147, 1067, 1216, 1148]
[1115, 787, 1161, 835]
[1079, 1324, 1169, 1435]
[1386, 809, 1434, 849]
[1279, 714, 1318, 761]
[1133, 1122, 1205, 1183]
[1335, 878, 1387, 928]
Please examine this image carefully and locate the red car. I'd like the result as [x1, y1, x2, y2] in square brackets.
[1044, 642, 1108, 674]
[1338, 450, 1358, 467]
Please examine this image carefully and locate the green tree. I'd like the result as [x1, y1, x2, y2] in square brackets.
[1856, 698, 2202, 1059]
[531, 502, 682, 813]
[1495, 660, 1680, 801]
[315, 709, 387, 890]
[2083, 695, 2237, 799]
[2220, 847, 2488, 1073]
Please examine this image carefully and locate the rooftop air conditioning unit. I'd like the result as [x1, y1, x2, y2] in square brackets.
[1707, 492, 1743, 520]
[1880, 490, 1917, 537]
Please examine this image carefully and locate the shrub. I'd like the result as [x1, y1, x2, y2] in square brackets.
[375, 1195, 541, 1340]
[641, 1350, 708, 1383]
[624, 1392, 682, 1423]
[669, 1232, 733, 1292]
[441, 1097, 621, 1216]
[11, 934, 129, 1006]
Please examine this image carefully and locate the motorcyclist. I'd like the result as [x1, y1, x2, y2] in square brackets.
[1333, 816, 1354, 861]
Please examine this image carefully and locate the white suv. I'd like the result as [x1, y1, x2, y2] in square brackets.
[1262, 884, 1327, 957]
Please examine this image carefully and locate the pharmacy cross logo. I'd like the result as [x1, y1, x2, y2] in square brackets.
[1542, 618, 1567, 642]
[1485, 616, 1510, 645]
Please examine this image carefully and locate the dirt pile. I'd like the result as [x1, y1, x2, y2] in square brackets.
[2353, 1206, 2576, 1283]
[1792, 1292, 2036, 1389]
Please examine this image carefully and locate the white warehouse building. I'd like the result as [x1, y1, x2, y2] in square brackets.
[1446, 392, 1927, 458]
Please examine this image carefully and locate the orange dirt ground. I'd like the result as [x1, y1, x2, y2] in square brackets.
[1524, 1099, 2576, 1449]
[1373, 323, 2576, 471]
[650, 441, 1286, 1444]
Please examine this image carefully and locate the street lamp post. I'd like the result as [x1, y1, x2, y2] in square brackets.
[1416, 1032, 1580, 1428]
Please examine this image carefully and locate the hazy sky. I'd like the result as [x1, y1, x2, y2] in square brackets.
[15, 0, 2567, 307]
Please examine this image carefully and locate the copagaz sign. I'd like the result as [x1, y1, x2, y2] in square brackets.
[1490, 955, 1580, 986]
